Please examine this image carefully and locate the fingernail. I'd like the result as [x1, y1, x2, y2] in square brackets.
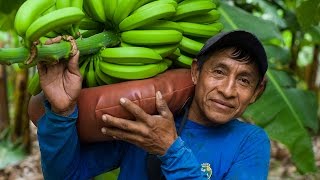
[120, 98, 126, 104]
[102, 115, 108, 122]
[156, 91, 162, 99]
[101, 128, 107, 134]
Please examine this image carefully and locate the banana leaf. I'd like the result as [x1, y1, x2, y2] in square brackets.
[218, 2, 318, 173]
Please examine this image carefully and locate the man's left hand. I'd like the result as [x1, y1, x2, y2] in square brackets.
[101, 91, 178, 155]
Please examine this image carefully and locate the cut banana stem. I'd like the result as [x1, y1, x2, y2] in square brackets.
[0, 31, 120, 65]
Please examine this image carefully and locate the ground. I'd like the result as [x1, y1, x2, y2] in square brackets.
[0, 123, 320, 180]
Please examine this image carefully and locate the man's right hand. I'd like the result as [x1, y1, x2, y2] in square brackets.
[37, 51, 82, 116]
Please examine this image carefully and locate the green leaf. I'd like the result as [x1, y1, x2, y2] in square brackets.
[296, 0, 320, 30]
[244, 69, 318, 173]
[0, 11, 16, 31]
[264, 45, 291, 66]
[218, 2, 283, 44]
[0, 0, 25, 31]
[307, 25, 320, 44]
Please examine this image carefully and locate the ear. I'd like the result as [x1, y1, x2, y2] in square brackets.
[191, 60, 199, 85]
[249, 77, 267, 104]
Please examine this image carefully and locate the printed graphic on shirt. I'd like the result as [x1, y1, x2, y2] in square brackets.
[201, 163, 212, 179]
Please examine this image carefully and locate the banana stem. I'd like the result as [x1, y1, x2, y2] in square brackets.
[0, 31, 120, 66]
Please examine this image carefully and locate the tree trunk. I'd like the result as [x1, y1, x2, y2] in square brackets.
[11, 69, 31, 152]
[305, 45, 319, 91]
[0, 40, 9, 131]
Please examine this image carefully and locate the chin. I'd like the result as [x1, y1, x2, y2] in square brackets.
[205, 111, 234, 125]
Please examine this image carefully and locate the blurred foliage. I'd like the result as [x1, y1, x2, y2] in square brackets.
[0, 0, 25, 31]
[221, 0, 320, 174]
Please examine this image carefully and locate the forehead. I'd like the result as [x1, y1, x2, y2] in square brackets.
[204, 49, 260, 76]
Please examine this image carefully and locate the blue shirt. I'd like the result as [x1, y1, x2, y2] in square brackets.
[37, 101, 270, 180]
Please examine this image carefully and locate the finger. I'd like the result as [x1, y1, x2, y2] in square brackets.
[102, 114, 149, 136]
[101, 127, 144, 144]
[155, 91, 172, 119]
[119, 98, 150, 122]
[68, 50, 81, 76]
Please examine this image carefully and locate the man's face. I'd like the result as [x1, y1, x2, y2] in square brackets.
[190, 48, 264, 125]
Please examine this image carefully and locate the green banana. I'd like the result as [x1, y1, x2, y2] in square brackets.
[103, 0, 118, 21]
[133, 0, 154, 11]
[132, 0, 175, 14]
[79, 56, 90, 79]
[119, 3, 176, 31]
[27, 72, 42, 96]
[95, 59, 123, 84]
[164, 58, 173, 67]
[174, 54, 193, 68]
[179, 36, 204, 55]
[93, 56, 105, 86]
[14, 0, 56, 37]
[100, 47, 163, 64]
[84, 0, 106, 22]
[71, 0, 84, 9]
[56, 0, 71, 9]
[138, 20, 183, 32]
[79, 17, 104, 30]
[26, 7, 85, 42]
[173, 0, 215, 21]
[157, 0, 178, 8]
[150, 44, 179, 58]
[42, 5, 56, 15]
[113, 0, 139, 25]
[121, 30, 183, 46]
[168, 48, 181, 60]
[99, 60, 168, 80]
[120, 41, 134, 47]
[177, 22, 222, 38]
[86, 55, 98, 87]
[179, 9, 220, 24]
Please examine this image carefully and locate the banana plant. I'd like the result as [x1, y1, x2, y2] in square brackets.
[218, 1, 318, 173]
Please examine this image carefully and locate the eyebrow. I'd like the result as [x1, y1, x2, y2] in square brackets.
[210, 62, 258, 80]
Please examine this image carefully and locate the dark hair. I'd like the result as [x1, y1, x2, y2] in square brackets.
[196, 46, 263, 85]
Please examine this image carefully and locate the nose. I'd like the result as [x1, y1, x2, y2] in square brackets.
[217, 78, 236, 98]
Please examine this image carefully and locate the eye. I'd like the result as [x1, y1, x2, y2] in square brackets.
[213, 69, 224, 75]
[239, 77, 251, 86]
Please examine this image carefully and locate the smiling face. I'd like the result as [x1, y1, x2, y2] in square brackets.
[189, 48, 264, 125]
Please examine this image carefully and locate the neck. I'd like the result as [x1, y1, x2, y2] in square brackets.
[187, 100, 215, 126]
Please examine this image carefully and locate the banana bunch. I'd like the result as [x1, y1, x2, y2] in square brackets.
[12, 0, 224, 92]
[76, 0, 224, 87]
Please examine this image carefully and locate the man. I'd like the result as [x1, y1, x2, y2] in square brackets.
[35, 30, 270, 180]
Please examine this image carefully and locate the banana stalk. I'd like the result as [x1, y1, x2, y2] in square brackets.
[0, 31, 120, 66]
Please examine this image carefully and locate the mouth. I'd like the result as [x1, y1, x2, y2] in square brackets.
[210, 99, 235, 109]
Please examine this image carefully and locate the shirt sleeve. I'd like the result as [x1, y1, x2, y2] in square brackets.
[158, 137, 207, 179]
[224, 128, 271, 180]
[37, 101, 126, 180]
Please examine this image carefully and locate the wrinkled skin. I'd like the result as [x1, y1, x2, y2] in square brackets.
[189, 48, 265, 126]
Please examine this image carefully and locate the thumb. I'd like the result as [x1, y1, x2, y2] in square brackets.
[155, 91, 172, 119]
